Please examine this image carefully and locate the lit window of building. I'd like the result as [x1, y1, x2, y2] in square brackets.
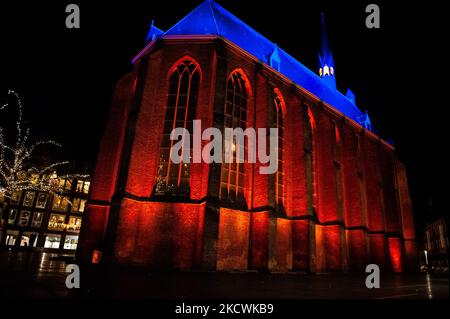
[7, 209, 17, 225]
[6, 230, 19, 246]
[31, 212, 43, 228]
[64, 235, 79, 250]
[48, 214, 66, 231]
[22, 191, 35, 207]
[220, 70, 249, 202]
[71, 198, 87, 213]
[17, 211, 31, 227]
[1, 175, 91, 253]
[67, 217, 82, 232]
[155, 59, 200, 196]
[35, 193, 48, 209]
[65, 179, 73, 191]
[10, 191, 21, 205]
[52, 195, 69, 211]
[44, 234, 61, 249]
[76, 180, 84, 193]
[82, 181, 90, 194]
[79, 199, 86, 213]
[20, 232, 38, 247]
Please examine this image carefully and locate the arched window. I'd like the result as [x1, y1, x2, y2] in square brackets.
[220, 70, 249, 202]
[155, 59, 200, 196]
[273, 91, 285, 208]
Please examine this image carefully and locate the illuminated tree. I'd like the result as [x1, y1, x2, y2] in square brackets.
[0, 90, 88, 199]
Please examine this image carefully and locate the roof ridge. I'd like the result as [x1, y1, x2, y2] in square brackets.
[211, 1, 275, 47]
[158, 0, 366, 124]
[208, 0, 221, 35]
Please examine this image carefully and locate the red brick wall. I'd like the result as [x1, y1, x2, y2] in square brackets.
[292, 220, 311, 271]
[361, 137, 385, 232]
[249, 212, 269, 270]
[80, 38, 415, 272]
[314, 110, 339, 223]
[341, 126, 364, 227]
[379, 150, 400, 233]
[396, 162, 415, 240]
[369, 234, 386, 268]
[346, 229, 367, 271]
[251, 71, 270, 209]
[273, 218, 293, 271]
[388, 237, 403, 273]
[216, 208, 250, 271]
[78, 205, 110, 261]
[125, 43, 217, 198]
[285, 94, 308, 217]
[114, 198, 205, 269]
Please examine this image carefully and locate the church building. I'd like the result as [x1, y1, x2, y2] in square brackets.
[78, 0, 416, 272]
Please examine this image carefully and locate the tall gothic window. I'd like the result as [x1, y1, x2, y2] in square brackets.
[155, 59, 200, 196]
[273, 92, 285, 208]
[220, 70, 249, 202]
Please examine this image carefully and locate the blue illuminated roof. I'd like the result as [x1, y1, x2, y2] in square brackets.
[153, 0, 365, 123]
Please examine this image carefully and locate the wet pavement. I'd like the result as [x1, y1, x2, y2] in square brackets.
[0, 250, 448, 299]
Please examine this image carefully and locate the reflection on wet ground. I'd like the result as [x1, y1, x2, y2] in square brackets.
[1, 250, 448, 299]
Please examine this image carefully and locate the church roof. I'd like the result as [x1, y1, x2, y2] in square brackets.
[150, 0, 365, 123]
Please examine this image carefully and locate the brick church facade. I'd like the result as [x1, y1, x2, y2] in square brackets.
[78, 1, 416, 272]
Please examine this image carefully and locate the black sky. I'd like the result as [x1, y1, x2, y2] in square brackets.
[0, 0, 448, 231]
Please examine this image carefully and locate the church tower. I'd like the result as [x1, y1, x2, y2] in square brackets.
[318, 13, 336, 90]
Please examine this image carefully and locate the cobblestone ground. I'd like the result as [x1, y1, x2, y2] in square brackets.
[1, 250, 448, 299]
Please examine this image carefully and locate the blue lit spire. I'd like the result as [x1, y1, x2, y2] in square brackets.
[146, 19, 164, 43]
[318, 13, 336, 90]
[357, 111, 372, 131]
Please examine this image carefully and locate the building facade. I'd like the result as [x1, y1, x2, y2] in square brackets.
[78, 1, 416, 272]
[0, 176, 90, 252]
[424, 218, 449, 271]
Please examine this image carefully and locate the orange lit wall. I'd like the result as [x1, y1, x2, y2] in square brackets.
[396, 162, 415, 240]
[346, 229, 367, 270]
[315, 111, 339, 223]
[388, 237, 403, 273]
[249, 212, 269, 270]
[379, 151, 400, 233]
[78, 205, 109, 261]
[341, 125, 364, 227]
[292, 220, 311, 271]
[273, 218, 293, 271]
[369, 234, 386, 268]
[216, 208, 250, 271]
[79, 38, 416, 273]
[251, 72, 270, 210]
[115, 199, 205, 269]
[362, 137, 384, 232]
[285, 94, 308, 217]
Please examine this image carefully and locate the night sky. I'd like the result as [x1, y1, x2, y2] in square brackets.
[0, 0, 447, 233]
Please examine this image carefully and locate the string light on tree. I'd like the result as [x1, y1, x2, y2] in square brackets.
[0, 90, 88, 199]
